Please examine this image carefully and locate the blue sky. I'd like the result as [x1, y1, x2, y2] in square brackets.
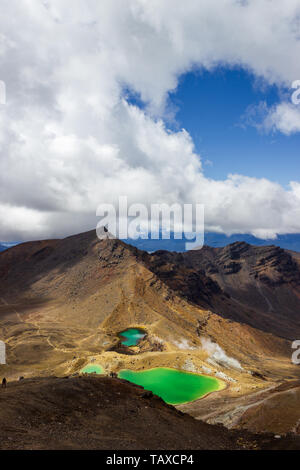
[126, 66, 300, 187]
[167, 68, 300, 187]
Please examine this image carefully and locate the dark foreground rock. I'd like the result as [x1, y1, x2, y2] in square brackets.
[0, 376, 299, 450]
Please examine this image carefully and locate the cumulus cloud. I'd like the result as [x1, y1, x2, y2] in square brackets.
[265, 103, 300, 135]
[244, 100, 300, 135]
[0, 1, 300, 240]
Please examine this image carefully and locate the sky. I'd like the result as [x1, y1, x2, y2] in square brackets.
[1, 0, 300, 241]
[172, 68, 300, 187]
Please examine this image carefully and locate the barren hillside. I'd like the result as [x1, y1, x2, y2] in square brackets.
[0, 230, 299, 437]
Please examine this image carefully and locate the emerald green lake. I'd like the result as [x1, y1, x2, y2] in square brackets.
[81, 364, 103, 374]
[119, 328, 146, 347]
[118, 367, 223, 405]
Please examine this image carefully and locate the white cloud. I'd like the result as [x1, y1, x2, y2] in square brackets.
[0, 1, 300, 240]
[244, 100, 300, 135]
[265, 102, 300, 135]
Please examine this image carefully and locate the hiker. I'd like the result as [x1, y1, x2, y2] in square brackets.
[2, 378, 6, 389]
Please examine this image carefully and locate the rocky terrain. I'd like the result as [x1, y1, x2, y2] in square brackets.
[1, 375, 300, 450]
[145, 242, 300, 339]
[0, 229, 299, 445]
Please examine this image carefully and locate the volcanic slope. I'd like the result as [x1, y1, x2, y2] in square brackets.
[2, 375, 300, 450]
[0, 230, 299, 435]
[145, 242, 300, 339]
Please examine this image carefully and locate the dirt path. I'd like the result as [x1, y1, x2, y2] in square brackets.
[0, 297, 25, 324]
[0, 297, 73, 355]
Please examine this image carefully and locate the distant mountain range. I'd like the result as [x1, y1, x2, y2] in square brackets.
[0, 242, 18, 252]
[2, 233, 300, 253]
[123, 233, 300, 252]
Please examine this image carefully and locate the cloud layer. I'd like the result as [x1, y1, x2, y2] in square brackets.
[0, 0, 300, 240]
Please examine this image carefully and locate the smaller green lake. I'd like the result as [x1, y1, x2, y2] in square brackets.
[118, 367, 223, 405]
[81, 364, 104, 374]
[119, 328, 146, 347]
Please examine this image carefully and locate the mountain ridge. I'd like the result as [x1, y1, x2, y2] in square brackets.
[0, 229, 299, 436]
[2, 231, 300, 254]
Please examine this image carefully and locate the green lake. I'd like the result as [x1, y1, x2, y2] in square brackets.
[81, 364, 104, 374]
[119, 328, 146, 347]
[118, 367, 223, 405]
